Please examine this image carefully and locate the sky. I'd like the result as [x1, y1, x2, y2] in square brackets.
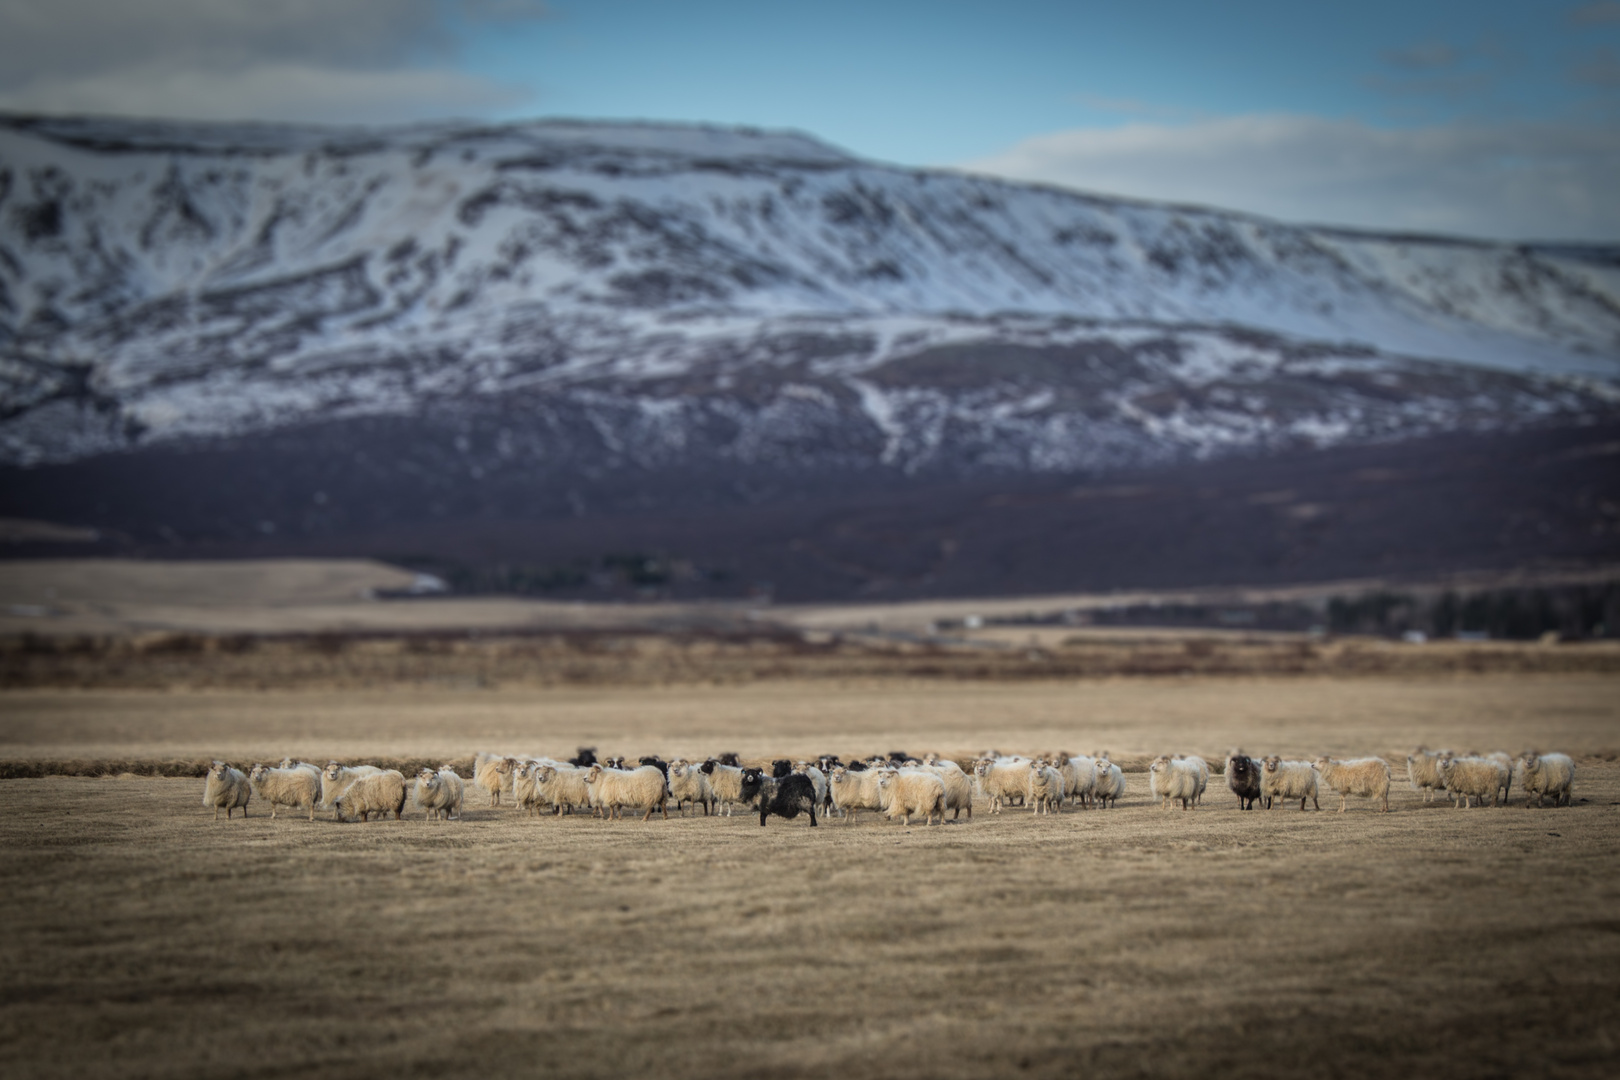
[0, 0, 1616, 242]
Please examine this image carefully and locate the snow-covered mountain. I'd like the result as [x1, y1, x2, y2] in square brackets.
[3, 113, 1618, 472]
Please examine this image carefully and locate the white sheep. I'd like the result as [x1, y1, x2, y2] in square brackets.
[1311, 756, 1391, 813]
[202, 761, 251, 820]
[828, 766, 886, 824]
[876, 769, 946, 826]
[413, 767, 464, 821]
[1260, 757, 1320, 811]
[512, 759, 555, 817]
[924, 759, 974, 820]
[668, 759, 715, 816]
[1405, 748, 1450, 803]
[320, 762, 382, 813]
[1436, 754, 1504, 809]
[248, 763, 320, 821]
[1518, 751, 1575, 808]
[973, 757, 1032, 814]
[700, 759, 749, 817]
[278, 759, 324, 786]
[1148, 755, 1202, 811]
[1027, 764, 1066, 814]
[1178, 755, 1210, 805]
[1093, 758, 1125, 808]
[333, 770, 407, 822]
[534, 763, 593, 815]
[1485, 751, 1515, 806]
[584, 764, 668, 822]
[1054, 753, 1098, 808]
[473, 753, 518, 807]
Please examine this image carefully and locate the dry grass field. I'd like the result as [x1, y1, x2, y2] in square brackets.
[2, 676, 1619, 1079]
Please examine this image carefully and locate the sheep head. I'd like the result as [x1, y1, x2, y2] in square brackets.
[738, 768, 768, 805]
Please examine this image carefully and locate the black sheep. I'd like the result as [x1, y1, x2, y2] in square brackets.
[715, 751, 741, 767]
[1226, 752, 1263, 810]
[569, 747, 598, 768]
[847, 759, 868, 772]
[738, 767, 818, 827]
[639, 755, 669, 778]
[770, 758, 793, 779]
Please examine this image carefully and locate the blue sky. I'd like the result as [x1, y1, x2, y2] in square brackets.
[1, 1, 1616, 240]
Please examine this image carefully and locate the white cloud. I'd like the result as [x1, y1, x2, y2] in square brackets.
[959, 114, 1620, 243]
[0, 0, 545, 123]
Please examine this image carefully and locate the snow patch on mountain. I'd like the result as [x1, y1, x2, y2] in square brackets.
[1, 114, 1617, 470]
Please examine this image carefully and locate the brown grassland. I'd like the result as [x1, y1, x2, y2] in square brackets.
[2, 674, 1619, 1079]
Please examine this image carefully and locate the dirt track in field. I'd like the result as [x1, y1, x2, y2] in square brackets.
[2, 677, 1619, 1079]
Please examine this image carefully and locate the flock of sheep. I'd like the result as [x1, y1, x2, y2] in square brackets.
[200, 746, 1579, 825]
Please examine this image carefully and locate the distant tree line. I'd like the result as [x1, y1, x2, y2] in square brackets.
[1325, 583, 1618, 640]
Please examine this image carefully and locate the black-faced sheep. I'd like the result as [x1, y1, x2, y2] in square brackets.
[1312, 756, 1391, 812]
[699, 758, 751, 816]
[1225, 751, 1262, 810]
[1519, 751, 1575, 808]
[203, 761, 251, 820]
[584, 764, 668, 822]
[334, 770, 407, 822]
[739, 768, 819, 826]
[248, 763, 320, 821]
[1261, 757, 1320, 810]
